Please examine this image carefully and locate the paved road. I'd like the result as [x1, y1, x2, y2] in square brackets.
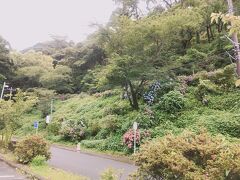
[49, 147, 137, 180]
[0, 160, 25, 180]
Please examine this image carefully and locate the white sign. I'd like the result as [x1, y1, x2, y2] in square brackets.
[46, 115, 51, 124]
[133, 122, 138, 130]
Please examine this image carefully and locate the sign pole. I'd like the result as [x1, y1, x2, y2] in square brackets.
[133, 122, 138, 154]
[9, 87, 13, 100]
[134, 129, 136, 154]
[50, 99, 53, 120]
[0, 82, 5, 99]
[34, 121, 39, 135]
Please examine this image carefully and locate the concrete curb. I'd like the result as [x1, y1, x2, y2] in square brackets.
[0, 154, 45, 180]
[51, 144, 135, 165]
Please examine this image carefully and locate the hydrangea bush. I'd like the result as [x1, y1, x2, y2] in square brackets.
[143, 81, 161, 105]
[123, 129, 151, 149]
[60, 120, 85, 142]
[123, 129, 140, 149]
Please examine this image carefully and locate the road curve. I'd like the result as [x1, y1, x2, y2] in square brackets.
[49, 146, 137, 180]
[0, 160, 26, 180]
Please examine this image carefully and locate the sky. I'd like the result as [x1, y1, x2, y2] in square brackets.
[0, 0, 116, 50]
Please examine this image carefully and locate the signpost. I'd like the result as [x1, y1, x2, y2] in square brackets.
[77, 143, 81, 152]
[50, 99, 53, 119]
[133, 122, 138, 154]
[34, 121, 39, 134]
[0, 82, 9, 99]
[46, 115, 50, 124]
[1, 82, 16, 100]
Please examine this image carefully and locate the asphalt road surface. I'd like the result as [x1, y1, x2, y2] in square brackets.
[0, 160, 25, 180]
[49, 147, 137, 180]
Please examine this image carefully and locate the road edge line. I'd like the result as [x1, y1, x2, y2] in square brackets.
[0, 154, 45, 180]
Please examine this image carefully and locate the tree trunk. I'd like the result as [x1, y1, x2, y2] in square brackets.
[209, 25, 214, 40]
[217, 22, 223, 33]
[128, 80, 139, 110]
[196, 31, 200, 44]
[207, 26, 211, 43]
[125, 83, 133, 107]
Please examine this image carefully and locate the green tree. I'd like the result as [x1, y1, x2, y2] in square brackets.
[11, 51, 53, 89]
[0, 36, 13, 81]
[106, 55, 153, 110]
[0, 90, 36, 147]
[40, 65, 73, 93]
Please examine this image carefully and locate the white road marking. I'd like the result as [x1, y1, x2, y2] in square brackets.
[0, 175, 15, 178]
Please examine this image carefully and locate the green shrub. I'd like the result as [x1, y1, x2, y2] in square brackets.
[81, 136, 126, 153]
[208, 64, 236, 89]
[81, 139, 106, 149]
[87, 121, 101, 136]
[100, 168, 123, 180]
[195, 79, 220, 100]
[60, 120, 85, 142]
[158, 80, 176, 97]
[135, 131, 240, 180]
[46, 135, 62, 142]
[135, 112, 154, 129]
[15, 135, 51, 164]
[103, 101, 130, 116]
[151, 121, 182, 137]
[194, 64, 236, 90]
[47, 121, 61, 135]
[104, 136, 125, 152]
[158, 90, 185, 113]
[176, 48, 208, 75]
[100, 115, 119, 133]
[95, 129, 109, 139]
[202, 112, 240, 138]
[30, 155, 47, 166]
[174, 108, 240, 138]
[208, 92, 240, 111]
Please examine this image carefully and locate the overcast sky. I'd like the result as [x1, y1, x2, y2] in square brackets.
[0, 0, 116, 50]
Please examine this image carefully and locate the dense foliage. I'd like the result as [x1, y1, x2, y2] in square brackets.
[15, 135, 51, 164]
[1, 1, 240, 179]
[30, 155, 47, 167]
[0, 91, 36, 147]
[60, 120, 86, 142]
[134, 131, 240, 179]
[158, 90, 185, 113]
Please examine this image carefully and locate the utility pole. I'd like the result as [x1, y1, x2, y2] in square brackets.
[227, 0, 240, 76]
[50, 99, 53, 120]
[9, 87, 13, 100]
[133, 122, 138, 154]
[0, 82, 6, 99]
[0, 82, 9, 99]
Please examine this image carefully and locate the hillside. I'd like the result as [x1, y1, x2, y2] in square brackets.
[1, 0, 240, 179]
[16, 64, 240, 153]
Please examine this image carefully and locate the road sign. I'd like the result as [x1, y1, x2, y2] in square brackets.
[133, 122, 138, 130]
[34, 121, 39, 129]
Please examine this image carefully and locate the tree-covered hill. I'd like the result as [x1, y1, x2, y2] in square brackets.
[4, 0, 238, 94]
[1, 0, 240, 178]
